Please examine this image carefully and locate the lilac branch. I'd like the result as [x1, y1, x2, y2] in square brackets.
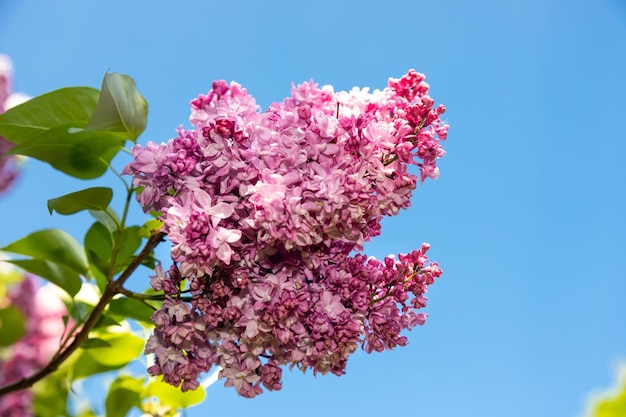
[0, 231, 166, 398]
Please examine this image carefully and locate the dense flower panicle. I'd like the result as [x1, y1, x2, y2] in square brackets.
[0, 276, 68, 416]
[124, 70, 448, 397]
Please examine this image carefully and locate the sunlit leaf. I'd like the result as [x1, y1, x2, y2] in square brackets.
[72, 331, 144, 380]
[105, 375, 144, 417]
[82, 331, 144, 367]
[8, 124, 126, 179]
[0, 87, 99, 144]
[8, 259, 82, 297]
[139, 219, 164, 238]
[588, 367, 626, 417]
[82, 338, 112, 349]
[2, 229, 88, 275]
[72, 351, 122, 381]
[48, 187, 113, 215]
[86, 73, 148, 141]
[76, 410, 98, 417]
[0, 306, 25, 346]
[144, 379, 206, 409]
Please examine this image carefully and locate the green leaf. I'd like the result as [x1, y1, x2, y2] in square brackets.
[105, 375, 144, 417]
[82, 331, 144, 367]
[82, 338, 112, 349]
[0, 87, 99, 144]
[588, 368, 626, 417]
[141, 254, 157, 270]
[140, 219, 164, 238]
[109, 297, 155, 324]
[2, 229, 88, 275]
[93, 314, 122, 329]
[77, 410, 98, 417]
[84, 221, 113, 259]
[144, 379, 206, 409]
[8, 125, 126, 179]
[115, 226, 143, 269]
[84, 221, 113, 290]
[87, 251, 109, 292]
[8, 259, 82, 297]
[73, 331, 144, 380]
[86, 73, 148, 141]
[66, 300, 94, 324]
[0, 306, 26, 346]
[84, 222, 143, 282]
[72, 350, 122, 380]
[89, 208, 120, 233]
[48, 187, 113, 215]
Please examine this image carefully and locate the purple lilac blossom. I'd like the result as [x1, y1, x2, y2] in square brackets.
[0, 55, 27, 196]
[124, 70, 448, 397]
[0, 275, 68, 416]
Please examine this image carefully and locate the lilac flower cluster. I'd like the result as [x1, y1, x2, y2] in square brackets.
[123, 70, 447, 397]
[0, 276, 67, 416]
[0, 55, 25, 195]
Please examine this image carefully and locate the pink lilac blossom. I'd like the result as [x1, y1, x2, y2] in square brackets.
[123, 70, 448, 397]
[0, 55, 26, 196]
[0, 275, 68, 416]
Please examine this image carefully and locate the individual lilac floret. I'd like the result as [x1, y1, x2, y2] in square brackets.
[124, 70, 448, 397]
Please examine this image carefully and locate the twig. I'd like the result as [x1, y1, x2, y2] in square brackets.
[118, 287, 166, 301]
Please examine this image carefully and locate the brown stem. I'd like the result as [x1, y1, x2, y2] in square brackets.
[0, 231, 166, 398]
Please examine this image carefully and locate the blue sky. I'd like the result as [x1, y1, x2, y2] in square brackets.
[1, 1, 625, 416]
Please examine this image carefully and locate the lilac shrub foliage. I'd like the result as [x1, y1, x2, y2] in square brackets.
[124, 69, 449, 397]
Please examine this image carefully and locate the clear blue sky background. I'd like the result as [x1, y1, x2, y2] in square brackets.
[1, 1, 625, 416]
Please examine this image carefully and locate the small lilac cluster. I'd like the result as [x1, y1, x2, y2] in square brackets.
[0, 276, 67, 416]
[0, 55, 24, 195]
[123, 70, 447, 397]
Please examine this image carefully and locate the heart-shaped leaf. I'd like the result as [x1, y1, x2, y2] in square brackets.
[105, 375, 144, 417]
[86, 73, 148, 141]
[2, 229, 88, 275]
[9, 125, 126, 179]
[7, 259, 82, 297]
[0, 87, 99, 144]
